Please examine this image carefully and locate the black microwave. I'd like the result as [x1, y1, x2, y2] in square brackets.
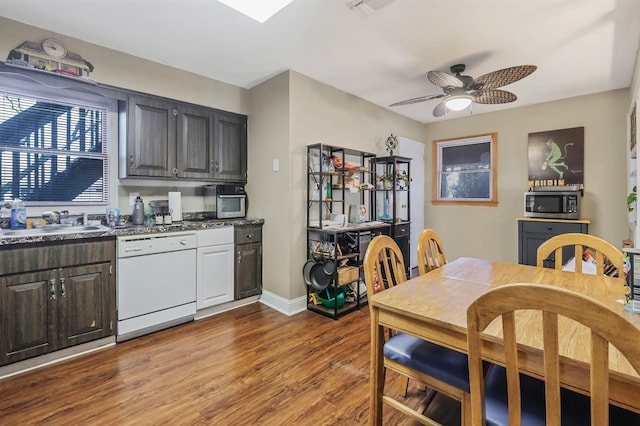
[524, 189, 580, 220]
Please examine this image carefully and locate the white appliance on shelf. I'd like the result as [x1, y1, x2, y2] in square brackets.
[116, 231, 197, 342]
[196, 227, 235, 310]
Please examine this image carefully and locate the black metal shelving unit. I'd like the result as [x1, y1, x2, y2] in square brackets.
[305, 143, 389, 319]
[375, 155, 412, 275]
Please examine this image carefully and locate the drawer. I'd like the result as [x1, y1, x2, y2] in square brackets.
[521, 220, 586, 235]
[392, 223, 410, 237]
[235, 225, 262, 244]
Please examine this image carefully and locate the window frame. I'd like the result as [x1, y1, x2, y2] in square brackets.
[431, 132, 498, 206]
[0, 72, 119, 216]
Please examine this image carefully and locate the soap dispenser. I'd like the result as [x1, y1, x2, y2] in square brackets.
[132, 196, 145, 225]
[10, 199, 27, 230]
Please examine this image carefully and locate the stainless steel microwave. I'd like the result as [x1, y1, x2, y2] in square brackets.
[524, 188, 580, 220]
[203, 184, 247, 219]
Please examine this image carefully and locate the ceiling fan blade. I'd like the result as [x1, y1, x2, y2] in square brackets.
[474, 89, 517, 104]
[473, 65, 537, 89]
[427, 71, 464, 88]
[389, 93, 444, 107]
[433, 101, 447, 117]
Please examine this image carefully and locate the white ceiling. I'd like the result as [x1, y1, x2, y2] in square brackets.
[1, 0, 639, 123]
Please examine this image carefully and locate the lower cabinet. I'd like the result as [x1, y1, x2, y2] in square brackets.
[0, 239, 116, 366]
[518, 218, 590, 267]
[391, 222, 410, 275]
[235, 225, 263, 299]
[196, 228, 235, 309]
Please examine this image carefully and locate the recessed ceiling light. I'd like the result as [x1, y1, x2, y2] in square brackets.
[218, 0, 294, 23]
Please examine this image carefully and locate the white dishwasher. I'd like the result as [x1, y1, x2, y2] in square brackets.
[117, 231, 197, 342]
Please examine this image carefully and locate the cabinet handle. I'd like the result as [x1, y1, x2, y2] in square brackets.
[210, 160, 215, 173]
[173, 108, 178, 116]
[173, 168, 178, 176]
[59, 277, 66, 298]
[49, 278, 57, 300]
[237, 252, 242, 264]
[129, 154, 134, 167]
[547, 226, 553, 230]
[246, 234, 253, 240]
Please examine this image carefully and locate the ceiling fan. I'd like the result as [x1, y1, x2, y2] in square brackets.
[390, 64, 537, 117]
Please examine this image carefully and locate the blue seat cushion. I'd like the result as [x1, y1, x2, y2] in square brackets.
[383, 332, 471, 392]
[484, 365, 640, 426]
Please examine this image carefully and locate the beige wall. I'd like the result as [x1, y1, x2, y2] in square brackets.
[247, 72, 291, 298]
[287, 71, 425, 299]
[424, 90, 629, 263]
[0, 18, 248, 113]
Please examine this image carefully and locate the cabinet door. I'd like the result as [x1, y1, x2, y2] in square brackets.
[0, 271, 53, 366]
[197, 243, 235, 309]
[56, 263, 112, 350]
[127, 96, 177, 177]
[213, 111, 247, 182]
[391, 223, 411, 275]
[177, 106, 215, 179]
[235, 242, 262, 299]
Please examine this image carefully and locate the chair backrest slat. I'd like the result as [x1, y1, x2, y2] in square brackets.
[467, 283, 640, 426]
[417, 229, 447, 275]
[536, 233, 624, 281]
[363, 235, 406, 297]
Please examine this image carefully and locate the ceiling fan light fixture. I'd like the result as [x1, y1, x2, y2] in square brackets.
[445, 95, 473, 111]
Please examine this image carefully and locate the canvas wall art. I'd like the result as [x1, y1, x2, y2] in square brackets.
[527, 126, 584, 189]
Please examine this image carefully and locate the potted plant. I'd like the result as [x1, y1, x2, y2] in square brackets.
[629, 185, 637, 212]
[376, 174, 394, 190]
[395, 170, 410, 189]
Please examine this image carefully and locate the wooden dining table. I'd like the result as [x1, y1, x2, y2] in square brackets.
[368, 257, 640, 425]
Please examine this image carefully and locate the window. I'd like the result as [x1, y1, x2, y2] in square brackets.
[0, 90, 109, 206]
[432, 133, 498, 206]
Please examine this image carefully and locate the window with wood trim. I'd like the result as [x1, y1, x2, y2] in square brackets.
[432, 133, 498, 206]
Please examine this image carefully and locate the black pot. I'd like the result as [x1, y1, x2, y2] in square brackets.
[302, 259, 316, 287]
[309, 262, 332, 291]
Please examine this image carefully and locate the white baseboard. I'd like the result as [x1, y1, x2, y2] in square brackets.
[194, 295, 260, 320]
[259, 290, 307, 316]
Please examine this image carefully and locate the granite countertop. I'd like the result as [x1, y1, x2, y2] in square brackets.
[0, 217, 264, 247]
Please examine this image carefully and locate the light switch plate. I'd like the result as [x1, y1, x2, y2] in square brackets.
[273, 158, 279, 172]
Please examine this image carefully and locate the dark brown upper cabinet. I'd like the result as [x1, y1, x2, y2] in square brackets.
[121, 95, 247, 182]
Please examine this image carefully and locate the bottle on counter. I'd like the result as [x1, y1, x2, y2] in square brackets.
[132, 196, 145, 225]
[10, 199, 27, 230]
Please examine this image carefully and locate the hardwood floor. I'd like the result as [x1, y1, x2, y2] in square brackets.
[0, 303, 459, 425]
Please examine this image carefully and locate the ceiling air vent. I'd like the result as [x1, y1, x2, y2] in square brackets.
[347, 0, 395, 17]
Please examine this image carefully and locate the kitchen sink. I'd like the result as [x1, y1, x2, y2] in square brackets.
[1, 224, 112, 237]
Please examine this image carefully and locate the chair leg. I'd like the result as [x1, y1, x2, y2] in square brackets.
[398, 375, 409, 397]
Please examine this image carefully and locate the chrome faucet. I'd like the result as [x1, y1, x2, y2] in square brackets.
[42, 211, 60, 224]
[42, 210, 69, 224]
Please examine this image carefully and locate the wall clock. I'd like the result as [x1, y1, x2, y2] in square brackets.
[41, 38, 67, 58]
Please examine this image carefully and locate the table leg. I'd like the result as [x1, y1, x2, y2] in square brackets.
[369, 305, 384, 425]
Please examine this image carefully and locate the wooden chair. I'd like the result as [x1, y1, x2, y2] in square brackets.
[363, 235, 472, 425]
[417, 229, 447, 275]
[536, 233, 624, 279]
[467, 283, 640, 425]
